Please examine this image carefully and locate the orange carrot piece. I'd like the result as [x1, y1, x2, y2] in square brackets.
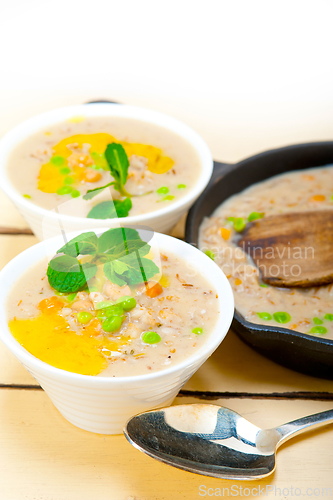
[310, 194, 326, 202]
[145, 282, 163, 298]
[221, 228, 231, 240]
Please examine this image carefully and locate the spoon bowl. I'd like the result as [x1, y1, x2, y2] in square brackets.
[124, 404, 333, 480]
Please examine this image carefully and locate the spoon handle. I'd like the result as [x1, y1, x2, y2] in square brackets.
[275, 409, 333, 446]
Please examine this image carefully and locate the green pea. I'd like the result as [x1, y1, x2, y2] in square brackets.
[310, 326, 327, 334]
[50, 155, 65, 166]
[105, 305, 124, 318]
[115, 295, 132, 303]
[96, 304, 124, 320]
[102, 316, 123, 332]
[67, 293, 77, 302]
[96, 309, 107, 319]
[273, 312, 291, 324]
[157, 186, 169, 195]
[64, 176, 74, 185]
[142, 331, 161, 344]
[177, 184, 186, 189]
[57, 186, 73, 195]
[162, 195, 175, 201]
[71, 189, 80, 198]
[234, 217, 247, 232]
[248, 212, 265, 222]
[324, 314, 333, 321]
[60, 167, 71, 175]
[95, 301, 114, 310]
[227, 217, 235, 223]
[260, 283, 268, 288]
[90, 151, 108, 170]
[77, 312, 93, 324]
[313, 317, 323, 325]
[120, 297, 137, 311]
[192, 327, 203, 335]
[257, 312, 272, 320]
[204, 250, 215, 260]
[23, 194, 31, 199]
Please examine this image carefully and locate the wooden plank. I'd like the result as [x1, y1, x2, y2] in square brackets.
[0, 189, 28, 230]
[0, 390, 331, 500]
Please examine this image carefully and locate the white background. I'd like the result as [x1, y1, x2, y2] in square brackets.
[1, 0, 333, 163]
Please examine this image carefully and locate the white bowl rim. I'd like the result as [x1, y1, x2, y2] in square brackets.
[0, 103, 213, 224]
[0, 230, 234, 386]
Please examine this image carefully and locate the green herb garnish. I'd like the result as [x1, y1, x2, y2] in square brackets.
[57, 186, 73, 195]
[310, 326, 327, 335]
[46, 255, 97, 293]
[204, 250, 215, 260]
[83, 143, 131, 201]
[234, 217, 247, 232]
[257, 312, 272, 320]
[273, 311, 291, 324]
[83, 143, 155, 219]
[57, 232, 99, 257]
[87, 198, 132, 219]
[104, 251, 159, 287]
[248, 212, 265, 222]
[227, 217, 247, 232]
[47, 228, 159, 293]
[50, 155, 65, 166]
[83, 144, 133, 219]
[142, 331, 161, 344]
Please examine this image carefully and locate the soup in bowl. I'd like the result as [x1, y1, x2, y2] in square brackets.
[0, 228, 234, 434]
[0, 103, 213, 239]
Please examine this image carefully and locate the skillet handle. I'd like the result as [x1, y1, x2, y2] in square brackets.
[212, 160, 235, 182]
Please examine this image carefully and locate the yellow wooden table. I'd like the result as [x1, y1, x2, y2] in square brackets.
[0, 186, 332, 500]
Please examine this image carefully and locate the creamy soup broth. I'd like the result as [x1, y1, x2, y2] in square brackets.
[7, 116, 201, 218]
[7, 252, 219, 376]
[199, 166, 333, 339]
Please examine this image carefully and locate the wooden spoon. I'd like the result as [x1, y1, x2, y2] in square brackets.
[237, 210, 333, 287]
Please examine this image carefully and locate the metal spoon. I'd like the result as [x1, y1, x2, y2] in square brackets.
[124, 404, 333, 480]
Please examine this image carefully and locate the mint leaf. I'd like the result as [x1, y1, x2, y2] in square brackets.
[98, 227, 149, 260]
[82, 182, 115, 201]
[47, 255, 97, 293]
[87, 198, 132, 219]
[105, 143, 129, 188]
[114, 198, 132, 217]
[83, 142, 132, 209]
[103, 251, 159, 286]
[57, 232, 99, 257]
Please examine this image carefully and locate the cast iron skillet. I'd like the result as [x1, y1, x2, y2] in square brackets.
[185, 142, 333, 380]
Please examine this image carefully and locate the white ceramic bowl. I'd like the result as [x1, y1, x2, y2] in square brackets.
[0, 103, 213, 239]
[0, 230, 233, 434]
